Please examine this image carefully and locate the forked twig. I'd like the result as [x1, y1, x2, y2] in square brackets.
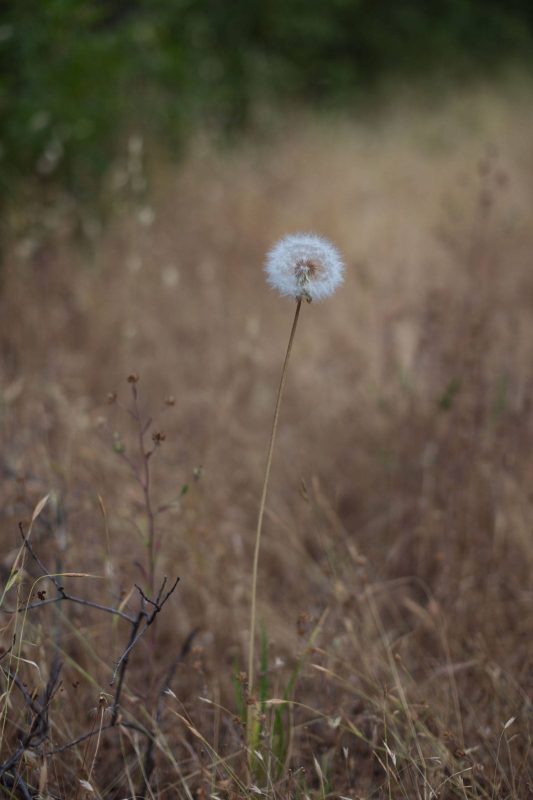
[110, 576, 180, 687]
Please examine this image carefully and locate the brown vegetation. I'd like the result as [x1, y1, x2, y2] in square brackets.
[1, 86, 532, 798]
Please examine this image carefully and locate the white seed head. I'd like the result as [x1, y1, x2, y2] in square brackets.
[264, 233, 344, 302]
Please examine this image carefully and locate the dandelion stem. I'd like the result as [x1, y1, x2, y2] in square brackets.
[247, 299, 302, 723]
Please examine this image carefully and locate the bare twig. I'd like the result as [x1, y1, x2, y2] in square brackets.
[110, 613, 144, 724]
[6, 668, 40, 713]
[16, 593, 135, 622]
[7, 523, 136, 624]
[130, 382, 158, 594]
[47, 576, 180, 769]
[4, 526, 180, 779]
[0, 635, 16, 663]
[0, 771, 33, 800]
[45, 720, 152, 756]
[111, 577, 180, 686]
[0, 658, 62, 778]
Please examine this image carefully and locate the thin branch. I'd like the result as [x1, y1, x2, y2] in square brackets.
[46, 720, 152, 756]
[115, 449, 146, 490]
[16, 594, 135, 623]
[6, 668, 40, 714]
[19, 521, 55, 581]
[11, 523, 136, 623]
[134, 583, 161, 611]
[111, 614, 144, 724]
[0, 771, 33, 800]
[0, 659, 62, 777]
[110, 577, 179, 686]
[135, 575, 168, 610]
[131, 385, 157, 594]
[0, 636, 16, 663]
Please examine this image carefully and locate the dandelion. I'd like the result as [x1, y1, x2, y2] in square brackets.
[264, 233, 344, 303]
[247, 233, 344, 765]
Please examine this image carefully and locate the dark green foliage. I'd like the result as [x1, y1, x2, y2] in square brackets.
[1, 0, 533, 205]
[438, 378, 461, 411]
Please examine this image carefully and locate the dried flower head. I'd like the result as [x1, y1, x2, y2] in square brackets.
[265, 233, 344, 302]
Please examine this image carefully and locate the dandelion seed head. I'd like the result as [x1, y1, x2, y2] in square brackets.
[265, 233, 344, 302]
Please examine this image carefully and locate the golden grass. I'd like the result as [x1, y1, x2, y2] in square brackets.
[1, 83, 532, 798]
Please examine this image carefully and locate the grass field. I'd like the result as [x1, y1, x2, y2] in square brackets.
[1, 84, 532, 798]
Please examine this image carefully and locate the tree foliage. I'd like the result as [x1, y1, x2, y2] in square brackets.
[1, 0, 533, 203]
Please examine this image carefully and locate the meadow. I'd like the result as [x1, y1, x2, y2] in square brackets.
[0, 84, 532, 798]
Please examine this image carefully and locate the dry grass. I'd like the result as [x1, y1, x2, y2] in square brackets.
[1, 83, 532, 799]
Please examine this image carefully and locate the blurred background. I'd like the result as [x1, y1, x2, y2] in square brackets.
[2, 1, 533, 221]
[1, 3, 533, 798]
